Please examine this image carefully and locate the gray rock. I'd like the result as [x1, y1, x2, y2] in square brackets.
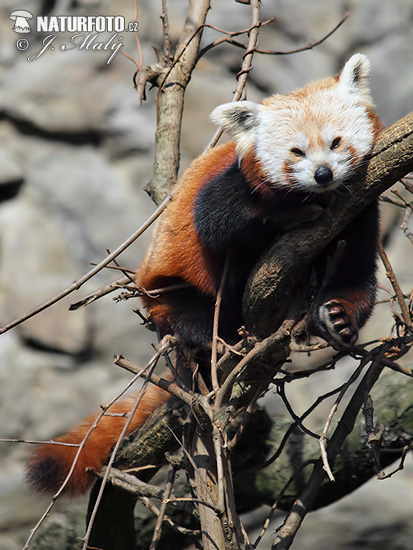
[0, 148, 23, 186]
[0, 195, 90, 355]
[0, 147, 24, 201]
[1, 51, 104, 134]
[345, 0, 413, 45]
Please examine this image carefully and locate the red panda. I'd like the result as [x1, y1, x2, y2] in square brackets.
[137, 52, 381, 348]
[27, 54, 381, 495]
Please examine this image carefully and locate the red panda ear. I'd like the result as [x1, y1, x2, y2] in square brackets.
[338, 53, 373, 105]
[210, 101, 261, 158]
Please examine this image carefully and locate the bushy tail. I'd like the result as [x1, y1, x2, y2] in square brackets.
[26, 382, 170, 496]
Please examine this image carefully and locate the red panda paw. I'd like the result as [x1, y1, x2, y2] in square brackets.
[319, 299, 358, 346]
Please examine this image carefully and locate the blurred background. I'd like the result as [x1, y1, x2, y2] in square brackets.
[0, 0, 412, 548]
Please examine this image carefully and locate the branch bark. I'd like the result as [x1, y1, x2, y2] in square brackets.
[144, 0, 211, 204]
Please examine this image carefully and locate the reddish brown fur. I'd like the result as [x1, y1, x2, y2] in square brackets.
[240, 149, 270, 196]
[335, 290, 375, 319]
[282, 160, 298, 186]
[368, 110, 384, 138]
[137, 142, 238, 319]
[27, 382, 170, 495]
[27, 59, 382, 496]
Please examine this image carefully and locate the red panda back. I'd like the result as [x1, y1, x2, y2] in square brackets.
[136, 141, 238, 335]
[137, 141, 237, 294]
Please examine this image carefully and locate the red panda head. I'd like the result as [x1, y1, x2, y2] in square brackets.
[211, 54, 379, 194]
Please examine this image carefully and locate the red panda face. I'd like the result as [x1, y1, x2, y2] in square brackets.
[211, 54, 377, 195]
[255, 92, 375, 193]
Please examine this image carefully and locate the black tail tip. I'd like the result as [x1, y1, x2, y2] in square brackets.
[25, 455, 65, 495]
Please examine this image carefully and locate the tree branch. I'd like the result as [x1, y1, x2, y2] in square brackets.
[144, 0, 211, 204]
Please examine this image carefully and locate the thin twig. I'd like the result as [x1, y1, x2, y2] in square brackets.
[149, 463, 177, 549]
[82, 337, 172, 550]
[227, 384, 263, 451]
[277, 383, 321, 440]
[352, 345, 413, 377]
[71, 280, 190, 310]
[377, 445, 410, 480]
[165, 421, 218, 509]
[207, 11, 349, 148]
[252, 460, 316, 549]
[378, 240, 411, 327]
[211, 254, 230, 393]
[115, 352, 196, 408]
[255, 11, 349, 56]
[261, 375, 353, 470]
[212, 424, 226, 513]
[319, 403, 338, 482]
[163, 497, 223, 516]
[0, 194, 173, 335]
[161, 0, 173, 61]
[362, 395, 383, 473]
[139, 497, 201, 538]
[208, 0, 262, 148]
[0, 438, 78, 446]
[271, 359, 385, 550]
[318, 358, 370, 482]
[215, 319, 294, 411]
[401, 204, 413, 244]
[120, 0, 144, 73]
[95, 467, 163, 498]
[22, 345, 165, 550]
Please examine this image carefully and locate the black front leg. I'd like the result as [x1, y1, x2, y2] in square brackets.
[312, 200, 379, 345]
[194, 161, 259, 251]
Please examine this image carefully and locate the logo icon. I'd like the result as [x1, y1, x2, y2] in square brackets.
[9, 10, 33, 33]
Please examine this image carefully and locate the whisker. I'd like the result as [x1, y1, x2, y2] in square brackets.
[250, 178, 272, 194]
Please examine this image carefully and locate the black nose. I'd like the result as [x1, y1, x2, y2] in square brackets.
[314, 166, 334, 185]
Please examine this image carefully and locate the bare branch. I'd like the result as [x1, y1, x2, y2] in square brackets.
[271, 359, 385, 549]
[211, 254, 230, 393]
[377, 445, 410, 480]
[144, 0, 211, 204]
[208, 0, 262, 148]
[0, 194, 173, 335]
[149, 463, 177, 549]
[378, 240, 411, 327]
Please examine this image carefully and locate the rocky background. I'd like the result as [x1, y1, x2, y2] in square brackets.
[0, 0, 412, 549]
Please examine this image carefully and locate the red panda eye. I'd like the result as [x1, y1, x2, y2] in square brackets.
[291, 148, 305, 158]
[331, 137, 341, 150]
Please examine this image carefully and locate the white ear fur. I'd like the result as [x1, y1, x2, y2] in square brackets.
[339, 53, 373, 103]
[210, 101, 262, 158]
